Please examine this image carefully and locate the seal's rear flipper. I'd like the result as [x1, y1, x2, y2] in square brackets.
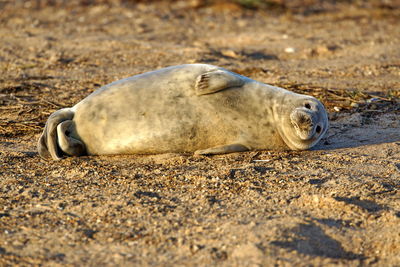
[57, 120, 85, 157]
[37, 108, 84, 160]
[195, 69, 245, 95]
[194, 143, 249, 155]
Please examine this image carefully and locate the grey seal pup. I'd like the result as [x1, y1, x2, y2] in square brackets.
[38, 64, 329, 160]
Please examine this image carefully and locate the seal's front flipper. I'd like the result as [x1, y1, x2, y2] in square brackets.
[195, 69, 245, 95]
[57, 120, 86, 157]
[194, 144, 250, 155]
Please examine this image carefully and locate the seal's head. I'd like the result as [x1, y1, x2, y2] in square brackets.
[277, 95, 328, 150]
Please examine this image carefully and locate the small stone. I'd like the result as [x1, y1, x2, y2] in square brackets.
[190, 244, 205, 253]
[221, 49, 239, 58]
[284, 47, 295, 53]
[367, 97, 379, 103]
[315, 45, 330, 54]
[350, 102, 359, 108]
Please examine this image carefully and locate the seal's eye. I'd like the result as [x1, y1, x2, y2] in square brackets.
[315, 125, 322, 134]
[304, 103, 311, 109]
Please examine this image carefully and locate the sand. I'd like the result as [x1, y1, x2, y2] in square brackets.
[0, 1, 399, 266]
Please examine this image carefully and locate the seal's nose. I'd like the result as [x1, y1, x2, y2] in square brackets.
[297, 111, 312, 126]
[290, 108, 315, 140]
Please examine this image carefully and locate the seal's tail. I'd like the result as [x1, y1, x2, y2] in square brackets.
[37, 108, 85, 160]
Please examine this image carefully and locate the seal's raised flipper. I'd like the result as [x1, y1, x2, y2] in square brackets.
[37, 108, 85, 160]
[57, 120, 86, 157]
[195, 69, 245, 95]
[194, 143, 250, 155]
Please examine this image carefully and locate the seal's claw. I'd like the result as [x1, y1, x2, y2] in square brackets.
[195, 73, 210, 93]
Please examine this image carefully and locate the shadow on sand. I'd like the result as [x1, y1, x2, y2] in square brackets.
[313, 113, 400, 150]
[271, 222, 365, 260]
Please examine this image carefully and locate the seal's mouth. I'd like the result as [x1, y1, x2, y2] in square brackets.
[290, 108, 321, 140]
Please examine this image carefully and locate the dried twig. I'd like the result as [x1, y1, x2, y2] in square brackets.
[39, 98, 63, 108]
[0, 105, 23, 110]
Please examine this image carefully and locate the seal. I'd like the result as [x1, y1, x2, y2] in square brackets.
[38, 64, 329, 160]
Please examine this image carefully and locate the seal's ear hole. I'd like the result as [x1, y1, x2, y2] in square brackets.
[315, 125, 322, 134]
[304, 103, 311, 109]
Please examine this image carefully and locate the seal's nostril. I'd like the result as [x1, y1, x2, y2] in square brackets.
[305, 103, 311, 109]
[316, 125, 321, 133]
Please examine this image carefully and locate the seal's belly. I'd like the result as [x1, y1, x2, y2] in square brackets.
[73, 94, 243, 155]
[70, 66, 247, 154]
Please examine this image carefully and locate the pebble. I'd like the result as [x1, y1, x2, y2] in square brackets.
[367, 98, 379, 103]
[284, 47, 295, 53]
[350, 102, 359, 108]
[221, 49, 239, 58]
